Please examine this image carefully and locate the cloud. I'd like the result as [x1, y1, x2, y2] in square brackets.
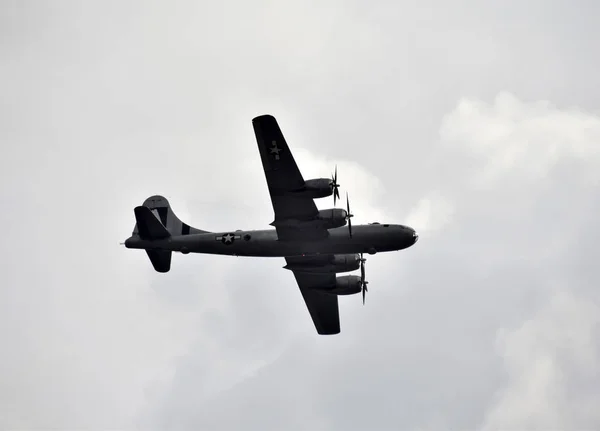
[2, 1, 600, 430]
[440, 92, 600, 187]
[433, 92, 600, 431]
[481, 291, 600, 430]
[405, 191, 455, 233]
[137, 93, 600, 430]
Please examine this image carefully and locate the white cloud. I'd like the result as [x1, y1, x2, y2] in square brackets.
[440, 92, 600, 188]
[405, 191, 454, 233]
[144, 93, 600, 430]
[481, 290, 600, 430]
[428, 92, 600, 431]
[3, 1, 600, 430]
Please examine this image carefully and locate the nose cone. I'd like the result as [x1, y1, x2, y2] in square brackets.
[403, 226, 418, 247]
[398, 225, 418, 249]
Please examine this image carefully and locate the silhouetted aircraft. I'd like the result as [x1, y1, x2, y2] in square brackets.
[124, 115, 418, 334]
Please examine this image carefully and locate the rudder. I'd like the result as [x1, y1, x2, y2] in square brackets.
[134, 206, 170, 240]
[128, 195, 209, 274]
[132, 195, 208, 237]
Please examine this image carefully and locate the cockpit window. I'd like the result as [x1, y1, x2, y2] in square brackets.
[383, 224, 389, 227]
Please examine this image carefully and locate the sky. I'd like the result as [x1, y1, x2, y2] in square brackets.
[1, 1, 600, 429]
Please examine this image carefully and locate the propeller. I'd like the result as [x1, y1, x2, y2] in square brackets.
[359, 252, 369, 304]
[346, 192, 354, 238]
[330, 165, 340, 206]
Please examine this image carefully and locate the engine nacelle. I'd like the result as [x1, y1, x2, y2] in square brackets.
[283, 253, 360, 274]
[317, 208, 348, 229]
[270, 207, 346, 230]
[289, 178, 332, 199]
[332, 254, 360, 273]
[328, 275, 362, 295]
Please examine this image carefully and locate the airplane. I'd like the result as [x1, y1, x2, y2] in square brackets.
[123, 115, 418, 334]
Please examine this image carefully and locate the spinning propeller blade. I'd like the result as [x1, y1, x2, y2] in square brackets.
[360, 256, 365, 280]
[346, 192, 353, 238]
[359, 252, 369, 304]
[330, 165, 340, 206]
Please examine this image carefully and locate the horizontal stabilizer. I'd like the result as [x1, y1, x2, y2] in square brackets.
[146, 250, 171, 273]
[134, 206, 171, 240]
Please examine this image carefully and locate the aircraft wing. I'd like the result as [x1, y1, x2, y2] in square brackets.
[252, 115, 327, 241]
[285, 256, 340, 334]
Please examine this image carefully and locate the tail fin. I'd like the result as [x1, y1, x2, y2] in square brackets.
[132, 195, 208, 237]
[134, 206, 170, 240]
[130, 195, 209, 273]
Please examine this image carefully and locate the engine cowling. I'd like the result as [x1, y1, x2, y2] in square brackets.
[317, 208, 348, 229]
[332, 254, 360, 273]
[283, 254, 360, 273]
[328, 275, 362, 295]
[300, 178, 333, 199]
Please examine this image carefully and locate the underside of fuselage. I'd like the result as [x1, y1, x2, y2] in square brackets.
[125, 223, 417, 258]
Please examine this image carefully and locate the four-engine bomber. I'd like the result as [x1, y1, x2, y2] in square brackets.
[123, 114, 418, 335]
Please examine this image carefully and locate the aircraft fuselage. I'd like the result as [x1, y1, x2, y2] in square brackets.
[125, 223, 417, 257]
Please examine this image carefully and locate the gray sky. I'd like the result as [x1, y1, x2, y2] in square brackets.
[2, 1, 600, 429]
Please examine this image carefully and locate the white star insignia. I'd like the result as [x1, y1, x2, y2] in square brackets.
[270, 140, 281, 160]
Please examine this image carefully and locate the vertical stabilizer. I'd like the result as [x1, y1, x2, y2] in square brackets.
[132, 195, 208, 237]
[133, 206, 170, 240]
[129, 195, 208, 273]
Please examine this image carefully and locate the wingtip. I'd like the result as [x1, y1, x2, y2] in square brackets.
[318, 329, 341, 335]
[252, 114, 276, 123]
